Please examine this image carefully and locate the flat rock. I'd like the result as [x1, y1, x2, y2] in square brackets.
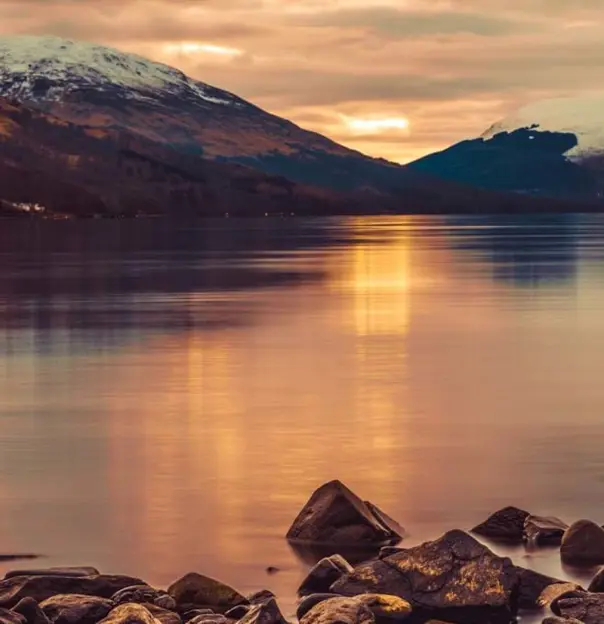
[0, 609, 25, 624]
[143, 605, 181, 624]
[237, 600, 288, 624]
[524, 515, 568, 546]
[299, 556, 354, 597]
[12, 598, 51, 624]
[286, 481, 403, 546]
[300, 598, 374, 624]
[562, 520, 604, 565]
[98, 604, 158, 624]
[5, 570, 100, 581]
[331, 530, 517, 621]
[167, 574, 245, 613]
[514, 567, 578, 610]
[112, 588, 175, 611]
[0, 576, 145, 608]
[40, 594, 114, 624]
[556, 592, 604, 624]
[471, 506, 529, 541]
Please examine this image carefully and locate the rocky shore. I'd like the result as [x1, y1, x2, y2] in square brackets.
[2, 480, 604, 624]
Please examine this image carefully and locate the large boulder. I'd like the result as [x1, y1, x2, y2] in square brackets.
[331, 530, 518, 622]
[111, 588, 175, 611]
[0, 576, 145, 609]
[40, 595, 114, 624]
[298, 556, 354, 597]
[561, 520, 604, 565]
[237, 599, 288, 624]
[514, 567, 580, 610]
[98, 604, 158, 624]
[12, 598, 52, 624]
[286, 481, 403, 546]
[167, 574, 246, 613]
[556, 592, 604, 623]
[0, 609, 25, 624]
[5, 570, 100, 581]
[300, 598, 374, 624]
[524, 516, 568, 546]
[471, 506, 529, 541]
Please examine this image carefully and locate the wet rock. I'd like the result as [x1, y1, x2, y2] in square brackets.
[167, 574, 246, 613]
[12, 598, 51, 624]
[143, 605, 181, 624]
[331, 530, 517, 621]
[297, 595, 340, 621]
[524, 515, 568, 546]
[538, 584, 585, 611]
[470, 506, 529, 541]
[556, 592, 604, 624]
[187, 615, 228, 624]
[542, 618, 584, 624]
[40, 594, 114, 624]
[561, 520, 604, 565]
[300, 597, 374, 624]
[588, 568, 604, 592]
[238, 600, 288, 624]
[353, 596, 411, 621]
[223, 606, 249, 620]
[0, 576, 145, 608]
[298, 556, 354, 597]
[182, 611, 214, 623]
[378, 548, 403, 560]
[246, 592, 275, 607]
[0, 609, 25, 624]
[112, 588, 175, 611]
[5, 570, 100, 581]
[286, 481, 403, 546]
[98, 604, 157, 624]
[514, 567, 579, 610]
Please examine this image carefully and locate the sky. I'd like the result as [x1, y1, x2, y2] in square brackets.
[1, 0, 603, 163]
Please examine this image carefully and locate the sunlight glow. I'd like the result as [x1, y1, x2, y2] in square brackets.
[163, 42, 243, 57]
[342, 115, 410, 135]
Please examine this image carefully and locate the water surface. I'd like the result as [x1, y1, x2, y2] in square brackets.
[1, 215, 604, 619]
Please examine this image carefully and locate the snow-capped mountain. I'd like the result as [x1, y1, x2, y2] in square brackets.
[409, 94, 604, 201]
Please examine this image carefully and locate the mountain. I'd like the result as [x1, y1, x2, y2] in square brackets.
[409, 94, 604, 201]
[0, 34, 427, 194]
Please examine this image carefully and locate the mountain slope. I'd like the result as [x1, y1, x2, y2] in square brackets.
[408, 94, 604, 201]
[0, 35, 420, 193]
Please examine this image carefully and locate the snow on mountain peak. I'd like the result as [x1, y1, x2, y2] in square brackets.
[0, 34, 240, 107]
[481, 93, 604, 160]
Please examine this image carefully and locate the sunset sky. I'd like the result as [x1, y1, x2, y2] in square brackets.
[1, 0, 603, 162]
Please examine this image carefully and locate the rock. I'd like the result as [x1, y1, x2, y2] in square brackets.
[223, 607, 249, 620]
[238, 600, 288, 624]
[297, 595, 340, 621]
[300, 598, 374, 624]
[40, 594, 114, 624]
[286, 481, 403, 546]
[12, 598, 51, 624]
[0, 609, 25, 624]
[246, 593, 275, 607]
[514, 567, 579, 610]
[112, 588, 175, 611]
[378, 548, 403, 560]
[331, 530, 517, 621]
[0, 576, 145, 608]
[470, 506, 529, 541]
[182, 611, 214, 623]
[543, 618, 584, 624]
[524, 515, 569, 546]
[353, 596, 411, 621]
[187, 616, 228, 624]
[143, 605, 181, 624]
[5, 570, 100, 581]
[589, 568, 604, 592]
[298, 556, 354, 597]
[98, 604, 158, 624]
[556, 593, 604, 623]
[167, 574, 246, 613]
[265, 569, 279, 576]
[538, 584, 585, 611]
[562, 520, 604, 565]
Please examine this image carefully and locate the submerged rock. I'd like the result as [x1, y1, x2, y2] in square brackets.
[556, 592, 604, 623]
[300, 598, 374, 624]
[471, 506, 529, 541]
[167, 574, 246, 613]
[286, 481, 403, 546]
[12, 597, 52, 624]
[298, 556, 354, 597]
[98, 604, 158, 624]
[331, 530, 517, 621]
[111, 587, 175, 611]
[561, 520, 604, 565]
[5, 570, 100, 582]
[0, 576, 144, 609]
[40, 594, 114, 624]
[237, 599, 288, 624]
[524, 515, 568, 546]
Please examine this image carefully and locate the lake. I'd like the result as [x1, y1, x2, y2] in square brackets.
[1, 214, 604, 620]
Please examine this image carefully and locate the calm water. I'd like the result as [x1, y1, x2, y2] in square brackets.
[1, 215, 604, 618]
